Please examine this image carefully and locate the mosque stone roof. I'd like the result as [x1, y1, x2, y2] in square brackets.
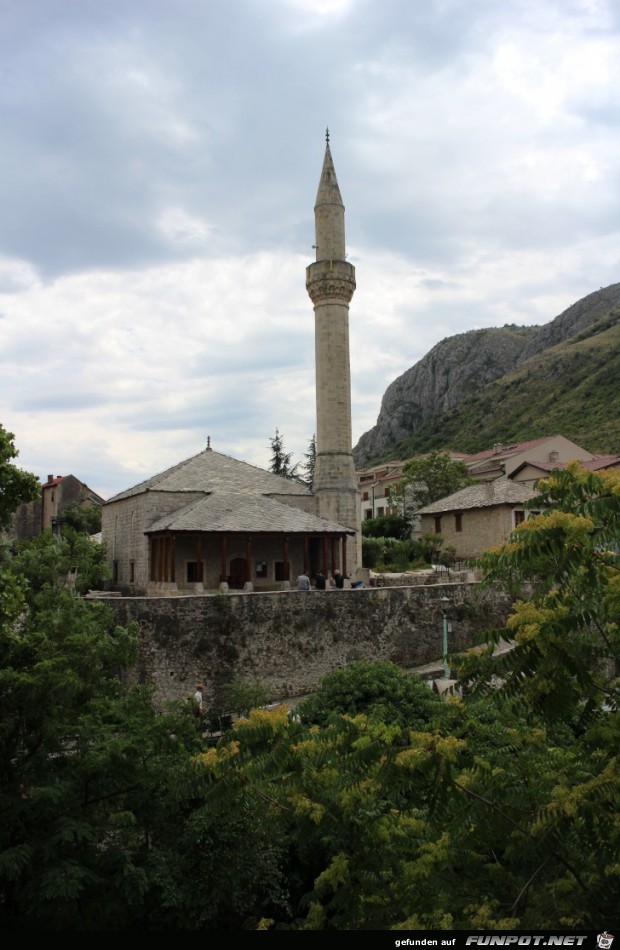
[146, 492, 354, 535]
[106, 447, 312, 503]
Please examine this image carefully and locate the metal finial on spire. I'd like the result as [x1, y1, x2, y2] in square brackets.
[207, 435, 211, 449]
[325, 127, 330, 145]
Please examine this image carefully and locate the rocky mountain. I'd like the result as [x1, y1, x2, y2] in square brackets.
[353, 282, 620, 467]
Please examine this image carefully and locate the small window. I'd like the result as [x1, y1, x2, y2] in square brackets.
[129, 560, 135, 583]
[455, 513, 462, 532]
[275, 561, 286, 581]
[112, 560, 119, 583]
[364, 509, 373, 520]
[514, 510, 526, 527]
[434, 516, 442, 534]
[362, 491, 369, 501]
[377, 506, 385, 517]
[255, 561, 268, 578]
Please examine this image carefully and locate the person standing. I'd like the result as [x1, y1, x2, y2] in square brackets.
[297, 571, 311, 591]
[194, 684, 204, 712]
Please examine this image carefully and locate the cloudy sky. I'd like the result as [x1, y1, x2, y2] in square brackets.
[1, 0, 619, 499]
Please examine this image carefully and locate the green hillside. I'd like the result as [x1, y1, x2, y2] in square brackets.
[388, 315, 620, 460]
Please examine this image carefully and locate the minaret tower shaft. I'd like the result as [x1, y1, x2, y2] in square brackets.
[306, 131, 361, 566]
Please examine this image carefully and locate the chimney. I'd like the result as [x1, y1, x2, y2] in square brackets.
[47, 475, 54, 484]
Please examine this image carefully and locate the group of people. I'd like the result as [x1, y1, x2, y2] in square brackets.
[297, 569, 364, 591]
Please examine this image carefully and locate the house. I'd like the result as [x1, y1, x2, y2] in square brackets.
[102, 442, 356, 595]
[357, 460, 408, 520]
[357, 451, 469, 521]
[462, 435, 594, 483]
[11, 473, 105, 541]
[414, 477, 539, 560]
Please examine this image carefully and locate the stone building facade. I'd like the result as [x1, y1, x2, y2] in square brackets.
[416, 478, 539, 559]
[12, 473, 104, 541]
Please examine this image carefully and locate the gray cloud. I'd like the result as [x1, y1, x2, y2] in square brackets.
[1, 0, 619, 497]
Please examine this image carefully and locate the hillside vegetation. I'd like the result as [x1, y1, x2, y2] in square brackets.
[354, 282, 620, 465]
[391, 316, 620, 459]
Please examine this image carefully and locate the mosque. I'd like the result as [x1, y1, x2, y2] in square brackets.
[101, 134, 362, 594]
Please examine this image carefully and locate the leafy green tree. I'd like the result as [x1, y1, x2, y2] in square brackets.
[15, 529, 110, 595]
[361, 513, 409, 539]
[296, 660, 444, 730]
[466, 461, 619, 716]
[0, 424, 40, 532]
[0, 536, 285, 930]
[57, 500, 102, 535]
[389, 450, 473, 522]
[268, 428, 300, 480]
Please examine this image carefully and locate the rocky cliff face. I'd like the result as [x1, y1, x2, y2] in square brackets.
[353, 282, 620, 467]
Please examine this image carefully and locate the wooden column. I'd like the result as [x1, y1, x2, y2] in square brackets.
[158, 535, 165, 581]
[330, 537, 337, 574]
[170, 534, 176, 583]
[341, 536, 347, 576]
[303, 535, 309, 574]
[283, 535, 290, 581]
[220, 535, 228, 582]
[195, 534, 203, 583]
[246, 537, 252, 583]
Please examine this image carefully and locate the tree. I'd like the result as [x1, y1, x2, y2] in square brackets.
[57, 500, 102, 535]
[301, 433, 316, 487]
[361, 513, 410, 539]
[389, 450, 473, 523]
[268, 428, 300, 480]
[0, 534, 285, 930]
[0, 424, 40, 532]
[463, 461, 620, 717]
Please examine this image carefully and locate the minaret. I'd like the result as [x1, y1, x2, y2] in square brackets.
[306, 130, 361, 567]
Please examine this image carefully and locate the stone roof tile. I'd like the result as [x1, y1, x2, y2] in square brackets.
[106, 447, 311, 503]
[417, 477, 537, 514]
[145, 492, 354, 535]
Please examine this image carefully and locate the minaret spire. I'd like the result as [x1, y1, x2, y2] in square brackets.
[306, 134, 361, 569]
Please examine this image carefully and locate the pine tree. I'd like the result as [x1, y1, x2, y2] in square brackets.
[268, 428, 299, 479]
[301, 433, 316, 487]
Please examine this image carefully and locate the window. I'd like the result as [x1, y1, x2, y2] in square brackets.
[434, 516, 442, 534]
[514, 510, 525, 527]
[275, 561, 287, 581]
[377, 506, 385, 517]
[362, 491, 369, 501]
[255, 561, 268, 578]
[112, 560, 119, 584]
[455, 513, 462, 532]
[129, 560, 135, 583]
[187, 561, 202, 582]
[364, 509, 373, 520]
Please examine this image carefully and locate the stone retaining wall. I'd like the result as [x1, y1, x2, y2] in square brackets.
[104, 581, 513, 709]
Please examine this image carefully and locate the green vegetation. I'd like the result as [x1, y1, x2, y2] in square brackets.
[375, 315, 620, 463]
[57, 500, 102, 535]
[389, 450, 474, 520]
[362, 533, 455, 571]
[0, 424, 40, 531]
[1, 432, 617, 929]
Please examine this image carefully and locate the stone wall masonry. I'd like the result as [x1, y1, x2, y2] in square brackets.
[105, 582, 514, 709]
